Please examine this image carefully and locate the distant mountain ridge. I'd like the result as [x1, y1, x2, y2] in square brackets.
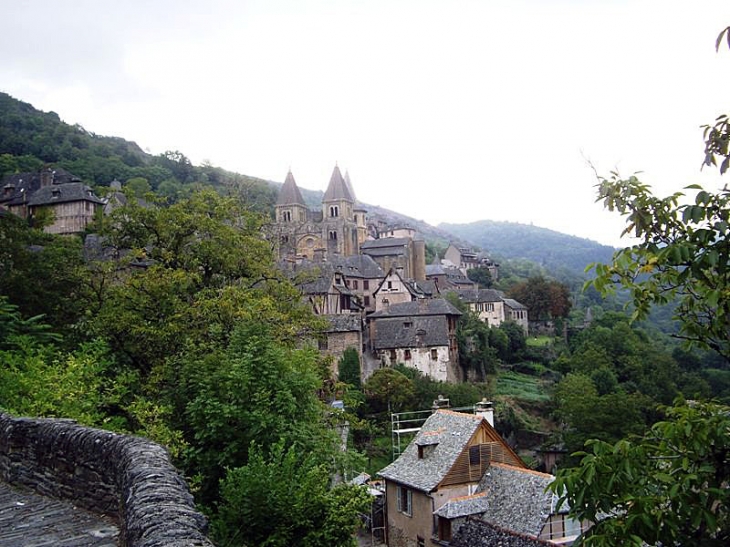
[440, 220, 616, 277]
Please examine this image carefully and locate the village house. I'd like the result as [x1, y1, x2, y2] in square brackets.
[450, 288, 529, 335]
[368, 299, 462, 382]
[379, 407, 587, 547]
[443, 243, 499, 280]
[0, 166, 103, 235]
[360, 236, 426, 282]
[372, 268, 434, 312]
[377, 407, 526, 547]
[425, 262, 476, 292]
[320, 314, 363, 373]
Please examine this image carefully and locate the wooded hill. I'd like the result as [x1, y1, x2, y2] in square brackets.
[0, 91, 615, 278]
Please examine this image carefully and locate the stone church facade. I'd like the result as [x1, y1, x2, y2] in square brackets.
[274, 165, 368, 261]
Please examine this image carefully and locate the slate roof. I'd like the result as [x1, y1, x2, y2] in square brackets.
[27, 182, 103, 206]
[329, 254, 384, 279]
[454, 288, 504, 304]
[323, 165, 354, 202]
[0, 168, 84, 206]
[425, 264, 445, 276]
[378, 410, 484, 492]
[343, 170, 356, 201]
[372, 315, 449, 349]
[434, 492, 489, 518]
[503, 298, 527, 310]
[369, 298, 462, 319]
[360, 237, 410, 250]
[276, 170, 307, 206]
[451, 519, 551, 547]
[475, 463, 557, 536]
[432, 464, 557, 527]
[325, 314, 362, 333]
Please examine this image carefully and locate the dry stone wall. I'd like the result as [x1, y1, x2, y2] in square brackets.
[0, 413, 214, 547]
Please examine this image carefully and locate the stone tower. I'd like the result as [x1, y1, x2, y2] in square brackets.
[321, 165, 359, 257]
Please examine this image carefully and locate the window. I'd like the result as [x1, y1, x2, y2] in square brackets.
[318, 338, 328, 351]
[404, 349, 411, 360]
[469, 445, 481, 466]
[430, 348, 438, 360]
[282, 210, 292, 222]
[437, 518, 451, 542]
[329, 231, 337, 241]
[387, 281, 393, 290]
[389, 349, 397, 363]
[363, 280, 369, 290]
[352, 280, 359, 289]
[280, 235, 289, 244]
[396, 486, 412, 516]
[364, 296, 370, 306]
[329, 205, 339, 217]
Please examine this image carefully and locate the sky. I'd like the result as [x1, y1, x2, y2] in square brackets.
[1, 0, 729, 247]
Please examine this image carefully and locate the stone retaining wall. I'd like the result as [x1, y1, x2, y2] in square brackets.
[0, 413, 214, 547]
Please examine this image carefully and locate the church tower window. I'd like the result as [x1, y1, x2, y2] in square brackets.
[329, 231, 338, 241]
[329, 205, 339, 218]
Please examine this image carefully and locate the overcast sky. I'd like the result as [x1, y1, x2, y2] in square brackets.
[1, 0, 729, 246]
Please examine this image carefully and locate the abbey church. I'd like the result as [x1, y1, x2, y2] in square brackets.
[274, 165, 368, 260]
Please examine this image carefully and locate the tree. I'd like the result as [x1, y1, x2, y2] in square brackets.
[182, 321, 336, 503]
[363, 368, 414, 415]
[212, 440, 371, 547]
[467, 266, 493, 288]
[338, 347, 362, 388]
[589, 175, 730, 362]
[550, 401, 730, 546]
[508, 275, 571, 322]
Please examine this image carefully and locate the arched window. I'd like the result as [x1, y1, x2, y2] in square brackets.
[282, 210, 292, 222]
[329, 231, 337, 241]
[329, 205, 339, 218]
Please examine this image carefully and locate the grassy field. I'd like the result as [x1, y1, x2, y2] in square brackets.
[495, 370, 551, 402]
[526, 335, 553, 347]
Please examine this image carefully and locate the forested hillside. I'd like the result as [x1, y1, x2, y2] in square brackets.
[0, 92, 277, 210]
[441, 219, 616, 278]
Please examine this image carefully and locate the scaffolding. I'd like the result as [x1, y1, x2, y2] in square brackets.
[390, 398, 479, 461]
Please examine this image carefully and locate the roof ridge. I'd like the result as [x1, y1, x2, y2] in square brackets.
[490, 462, 554, 479]
[437, 409, 482, 420]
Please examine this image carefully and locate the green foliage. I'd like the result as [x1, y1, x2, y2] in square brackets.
[338, 347, 362, 388]
[0, 339, 127, 428]
[495, 370, 551, 402]
[0, 296, 61, 348]
[550, 401, 730, 546]
[508, 275, 572, 321]
[363, 368, 415, 415]
[182, 321, 334, 503]
[467, 266, 493, 288]
[125, 176, 151, 197]
[589, 174, 730, 362]
[213, 440, 370, 547]
[0, 213, 86, 334]
[553, 373, 652, 455]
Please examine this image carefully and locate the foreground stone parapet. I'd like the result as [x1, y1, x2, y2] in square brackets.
[0, 413, 214, 547]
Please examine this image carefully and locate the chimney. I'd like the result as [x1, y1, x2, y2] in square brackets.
[40, 167, 54, 188]
[431, 394, 450, 413]
[475, 398, 494, 426]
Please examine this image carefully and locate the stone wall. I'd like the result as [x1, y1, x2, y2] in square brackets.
[0, 413, 214, 547]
